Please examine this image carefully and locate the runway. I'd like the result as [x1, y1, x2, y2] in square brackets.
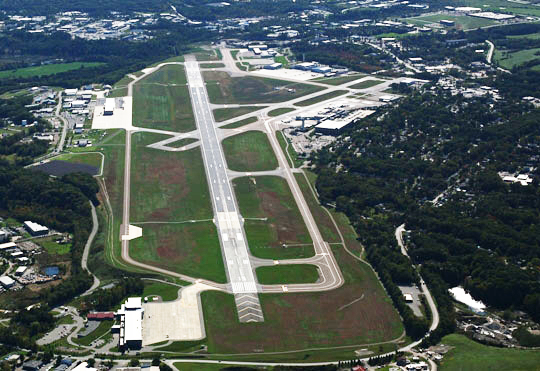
[184, 60, 264, 322]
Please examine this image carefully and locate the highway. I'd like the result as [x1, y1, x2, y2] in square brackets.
[185, 59, 264, 322]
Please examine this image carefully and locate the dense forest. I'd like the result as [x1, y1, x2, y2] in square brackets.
[311, 90, 540, 341]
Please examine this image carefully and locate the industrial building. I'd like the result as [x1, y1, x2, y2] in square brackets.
[104, 98, 115, 115]
[24, 221, 49, 236]
[0, 276, 15, 289]
[264, 63, 282, 70]
[116, 297, 144, 349]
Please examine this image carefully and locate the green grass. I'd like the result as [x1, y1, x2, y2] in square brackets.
[457, 0, 540, 17]
[133, 65, 195, 132]
[403, 14, 497, 30]
[194, 50, 221, 61]
[174, 363, 266, 371]
[199, 244, 403, 354]
[108, 87, 127, 98]
[236, 62, 248, 71]
[231, 50, 239, 60]
[508, 33, 540, 40]
[142, 281, 181, 301]
[166, 138, 198, 148]
[56, 315, 75, 325]
[212, 106, 265, 122]
[219, 116, 258, 129]
[439, 334, 540, 371]
[37, 238, 71, 256]
[314, 74, 365, 86]
[350, 79, 385, 90]
[276, 130, 302, 168]
[256, 264, 319, 284]
[274, 55, 289, 67]
[294, 90, 348, 107]
[494, 47, 540, 70]
[222, 131, 278, 172]
[203, 71, 325, 104]
[129, 133, 226, 282]
[54, 152, 102, 172]
[73, 320, 113, 346]
[0, 62, 104, 79]
[233, 176, 313, 259]
[200, 63, 225, 68]
[268, 107, 295, 117]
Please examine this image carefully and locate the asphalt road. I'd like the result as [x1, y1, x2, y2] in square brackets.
[81, 201, 100, 296]
[55, 92, 69, 153]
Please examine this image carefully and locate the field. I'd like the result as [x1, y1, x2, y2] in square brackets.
[219, 116, 258, 129]
[54, 152, 103, 173]
[73, 320, 113, 346]
[403, 14, 496, 30]
[199, 245, 403, 354]
[294, 90, 348, 107]
[212, 106, 265, 122]
[194, 50, 222, 61]
[268, 107, 295, 117]
[276, 131, 303, 168]
[128, 133, 226, 282]
[142, 281, 181, 301]
[0, 62, 104, 79]
[256, 264, 319, 284]
[37, 237, 71, 256]
[133, 65, 195, 132]
[222, 131, 278, 172]
[439, 334, 540, 371]
[203, 71, 324, 104]
[494, 47, 540, 70]
[233, 176, 313, 259]
[458, 0, 540, 17]
[314, 74, 365, 86]
[200, 63, 225, 68]
[350, 79, 385, 90]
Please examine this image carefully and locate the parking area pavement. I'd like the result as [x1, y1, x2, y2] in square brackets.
[36, 323, 76, 346]
[398, 285, 424, 317]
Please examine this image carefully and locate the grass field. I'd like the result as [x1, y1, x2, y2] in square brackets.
[314, 74, 365, 86]
[350, 79, 385, 90]
[494, 47, 540, 70]
[294, 90, 348, 107]
[274, 55, 289, 67]
[128, 133, 226, 282]
[200, 63, 225, 68]
[256, 264, 319, 284]
[54, 152, 103, 172]
[0, 62, 104, 79]
[74, 320, 113, 346]
[174, 363, 267, 371]
[37, 238, 72, 256]
[219, 116, 258, 129]
[458, 0, 540, 17]
[165, 138, 198, 148]
[133, 65, 195, 132]
[142, 64, 187, 85]
[142, 281, 181, 301]
[194, 50, 222, 61]
[212, 106, 265, 122]
[268, 107, 296, 117]
[203, 71, 325, 104]
[439, 334, 540, 371]
[222, 131, 278, 172]
[403, 14, 496, 30]
[233, 176, 313, 259]
[199, 244, 403, 354]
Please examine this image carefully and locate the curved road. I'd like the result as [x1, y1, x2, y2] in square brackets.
[81, 201, 100, 296]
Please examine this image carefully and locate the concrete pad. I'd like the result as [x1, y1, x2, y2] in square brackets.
[252, 68, 324, 81]
[92, 96, 134, 130]
[121, 224, 142, 241]
[142, 283, 219, 346]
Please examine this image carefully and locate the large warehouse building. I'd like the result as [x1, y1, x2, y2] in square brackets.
[116, 297, 144, 349]
[104, 98, 115, 116]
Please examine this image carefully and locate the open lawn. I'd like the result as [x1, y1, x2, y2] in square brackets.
[174, 363, 266, 371]
[200, 245, 403, 354]
[439, 334, 540, 371]
[74, 320, 113, 346]
[458, 0, 540, 17]
[294, 90, 348, 107]
[233, 176, 313, 259]
[314, 74, 365, 86]
[165, 138, 198, 148]
[494, 47, 540, 70]
[256, 264, 319, 284]
[350, 79, 385, 90]
[276, 131, 302, 168]
[403, 14, 496, 30]
[212, 106, 265, 122]
[219, 116, 258, 129]
[222, 131, 278, 172]
[133, 65, 195, 132]
[194, 49, 222, 61]
[54, 152, 102, 173]
[203, 71, 324, 104]
[0, 62, 104, 79]
[268, 107, 295, 117]
[129, 133, 225, 282]
[37, 238, 71, 256]
[200, 63, 225, 68]
[142, 64, 187, 85]
[142, 281, 181, 301]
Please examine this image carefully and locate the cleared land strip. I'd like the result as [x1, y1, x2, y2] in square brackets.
[185, 60, 264, 322]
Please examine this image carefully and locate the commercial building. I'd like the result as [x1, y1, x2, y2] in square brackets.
[264, 63, 282, 70]
[0, 242, 16, 251]
[87, 312, 115, 321]
[0, 276, 15, 288]
[116, 297, 144, 349]
[104, 98, 115, 115]
[15, 266, 27, 276]
[64, 89, 78, 96]
[24, 221, 49, 236]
